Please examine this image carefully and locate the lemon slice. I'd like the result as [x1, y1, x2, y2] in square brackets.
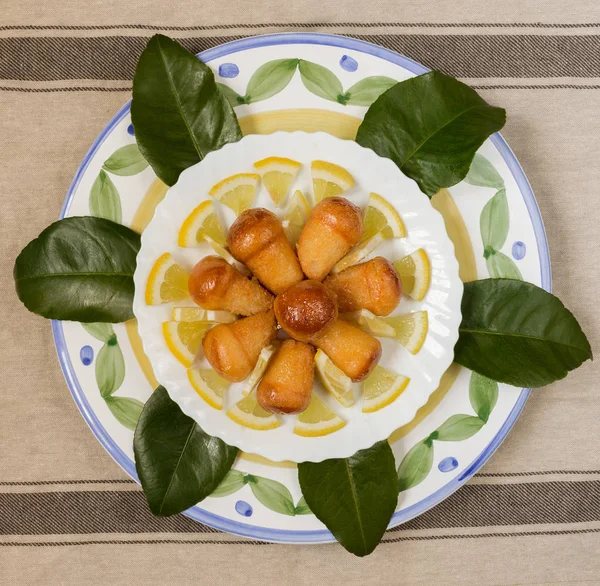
[342, 309, 396, 338]
[178, 200, 226, 247]
[331, 232, 386, 274]
[314, 349, 354, 407]
[227, 390, 281, 430]
[254, 157, 302, 207]
[171, 307, 236, 323]
[162, 321, 213, 367]
[188, 368, 231, 410]
[363, 366, 410, 413]
[311, 160, 355, 204]
[294, 394, 346, 437]
[361, 193, 406, 243]
[393, 248, 431, 301]
[283, 189, 310, 247]
[209, 173, 260, 215]
[202, 234, 249, 275]
[241, 344, 278, 396]
[145, 253, 190, 305]
[382, 311, 429, 355]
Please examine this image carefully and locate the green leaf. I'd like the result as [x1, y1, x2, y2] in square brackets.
[464, 153, 505, 189]
[102, 144, 149, 176]
[298, 60, 344, 102]
[345, 76, 398, 107]
[13, 216, 140, 322]
[298, 440, 398, 556]
[82, 322, 115, 343]
[455, 279, 592, 387]
[89, 170, 122, 224]
[486, 251, 523, 280]
[469, 372, 498, 422]
[134, 386, 238, 516]
[481, 188, 509, 251]
[105, 396, 144, 430]
[244, 58, 298, 103]
[434, 414, 485, 441]
[356, 71, 506, 196]
[95, 342, 125, 397]
[247, 476, 295, 516]
[294, 496, 312, 515]
[209, 470, 247, 497]
[131, 34, 242, 186]
[217, 83, 244, 107]
[397, 440, 434, 493]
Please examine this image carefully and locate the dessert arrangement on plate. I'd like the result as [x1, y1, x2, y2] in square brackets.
[13, 34, 591, 556]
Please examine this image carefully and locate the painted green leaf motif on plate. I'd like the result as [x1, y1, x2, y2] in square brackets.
[469, 372, 499, 423]
[397, 439, 434, 493]
[435, 414, 485, 441]
[245, 58, 299, 103]
[481, 188, 509, 252]
[298, 60, 344, 102]
[89, 170, 122, 224]
[248, 476, 296, 516]
[345, 76, 398, 106]
[464, 153, 505, 189]
[105, 396, 144, 430]
[82, 322, 115, 344]
[294, 496, 312, 515]
[95, 342, 125, 398]
[486, 251, 523, 280]
[210, 470, 247, 497]
[102, 144, 149, 176]
[217, 83, 245, 107]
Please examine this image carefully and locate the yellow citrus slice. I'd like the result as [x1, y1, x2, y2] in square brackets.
[342, 309, 396, 338]
[294, 394, 346, 437]
[209, 173, 260, 215]
[177, 200, 226, 247]
[393, 248, 431, 301]
[187, 368, 231, 410]
[331, 231, 386, 274]
[171, 307, 236, 323]
[363, 366, 410, 413]
[311, 160, 355, 204]
[202, 234, 244, 270]
[283, 189, 310, 247]
[382, 311, 429, 355]
[145, 253, 190, 305]
[314, 349, 354, 407]
[227, 390, 281, 430]
[241, 344, 278, 396]
[361, 192, 406, 243]
[162, 320, 213, 367]
[254, 157, 302, 207]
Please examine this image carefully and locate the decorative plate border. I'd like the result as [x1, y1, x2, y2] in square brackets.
[52, 33, 551, 543]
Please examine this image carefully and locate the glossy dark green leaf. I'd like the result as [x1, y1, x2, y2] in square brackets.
[105, 396, 144, 430]
[434, 414, 485, 441]
[298, 60, 343, 102]
[345, 76, 397, 106]
[397, 439, 434, 493]
[134, 386, 238, 516]
[95, 341, 125, 397]
[14, 216, 140, 322]
[480, 188, 509, 251]
[131, 35, 242, 186]
[294, 495, 312, 515]
[486, 251, 523, 280]
[82, 322, 115, 343]
[209, 470, 246, 497]
[356, 71, 506, 196]
[89, 170, 122, 223]
[469, 372, 498, 422]
[248, 476, 295, 515]
[298, 440, 397, 556]
[245, 58, 299, 103]
[455, 279, 592, 387]
[464, 153, 505, 189]
[102, 144, 149, 176]
[217, 83, 244, 107]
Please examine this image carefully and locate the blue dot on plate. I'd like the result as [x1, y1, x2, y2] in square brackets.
[512, 241, 526, 260]
[80, 345, 94, 366]
[339, 55, 358, 72]
[235, 500, 253, 517]
[219, 63, 239, 78]
[126, 123, 135, 136]
[438, 457, 459, 473]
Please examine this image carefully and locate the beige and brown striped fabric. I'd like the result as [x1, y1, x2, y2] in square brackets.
[2, 1, 600, 584]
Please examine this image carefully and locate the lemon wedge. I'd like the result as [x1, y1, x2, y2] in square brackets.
[145, 253, 190, 305]
[227, 390, 281, 430]
[294, 394, 346, 437]
[393, 248, 431, 301]
[209, 173, 260, 215]
[171, 307, 236, 323]
[283, 189, 310, 247]
[311, 160, 355, 204]
[361, 193, 406, 243]
[241, 344, 278, 396]
[162, 321, 213, 367]
[188, 368, 231, 410]
[254, 157, 302, 207]
[382, 311, 429, 355]
[331, 232, 386, 274]
[314, 349, 354, 407]
[342, 309, 396, 338]
[362, 366, 410, 413]
[178, 200, 226, 247]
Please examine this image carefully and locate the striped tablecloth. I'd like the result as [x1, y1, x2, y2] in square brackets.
[2, 2, 599, 584]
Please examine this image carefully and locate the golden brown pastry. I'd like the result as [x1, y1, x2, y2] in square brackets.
[202, 310, 277, 382]
[296, 197, 363, 281]
[274, 280, 338, 342]
[324, 257, 402, 316]
[257, 339, 315, 414]
[188, 256, 273, 316]
[227, 208, 304, 294]
[314, 319, 382, 382]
